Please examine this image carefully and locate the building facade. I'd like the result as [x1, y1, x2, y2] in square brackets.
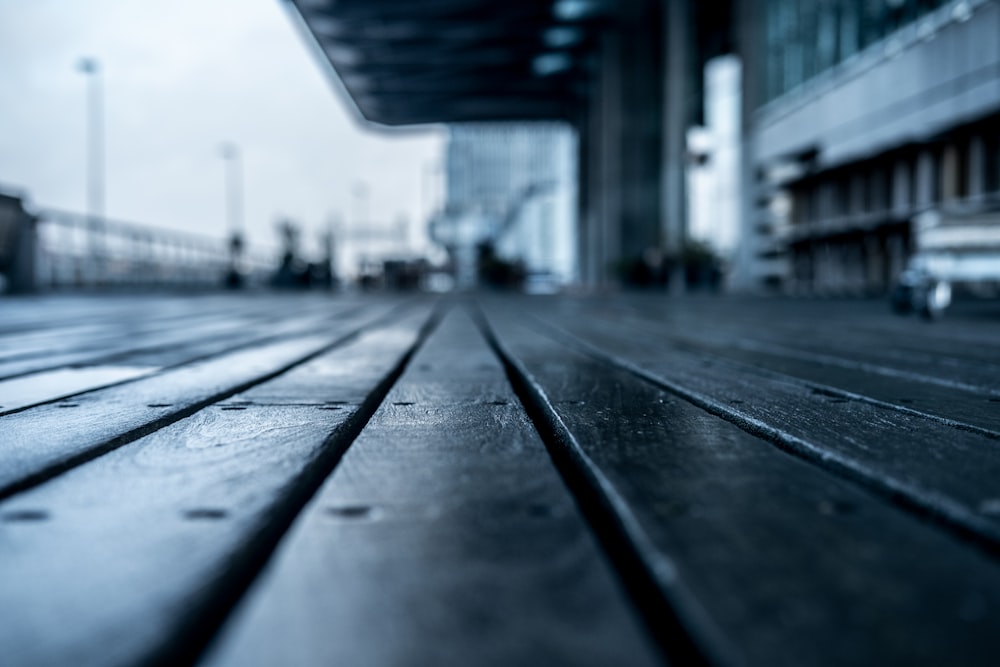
[740, 0, 1000, 294]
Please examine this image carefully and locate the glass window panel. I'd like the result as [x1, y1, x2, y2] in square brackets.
[839, 0, 860, 60]
[803, 1, 819, 81]
[817, 0, 839, 71]
[762, 0, 942, 102]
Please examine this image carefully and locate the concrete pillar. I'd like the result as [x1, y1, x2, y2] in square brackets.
[864, 235, 883, 294]
[794, 244, 812, 293]
[892, 158, 911, 216]
[818, 182, 833, 221]
[916, 150, 935, 208]
[941, 144, 960, 202]
[576, 0, 667, 288]
[578, 32, 616, 288]
[661, 0, 691, 286]
[887, 233, 906, 282]
[850, 172, 866, 216]
[968, 135, 985, 199]
[817, 243, 830, 293]
[994, 134, 1000, 194]
[732, 0, 762, 291]
[575, 107, 594, 286]
[871, 166, 887, 213]
[597, 28, 623, 285]
[574, 113, 590, 285]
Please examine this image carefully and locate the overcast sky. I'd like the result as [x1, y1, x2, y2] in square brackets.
[0, 0, 444, 262]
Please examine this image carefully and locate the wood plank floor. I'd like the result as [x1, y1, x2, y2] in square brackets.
[0, 292, 998, 666]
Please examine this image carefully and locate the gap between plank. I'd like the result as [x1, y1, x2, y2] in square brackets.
[0, 304, 367, 410]
[474, 306, 739, 667]
[531, 316, 1000, 564]
[0, 302, 420, 503]
[617, 316, 1000, 435]
[628, 327, 1000, 441]
[154, 304, 446, 667]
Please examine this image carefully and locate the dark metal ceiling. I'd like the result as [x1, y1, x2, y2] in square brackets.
[285, 0, 608, 125]
[284, 0, 735, 127]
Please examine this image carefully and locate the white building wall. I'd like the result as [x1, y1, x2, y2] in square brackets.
[688, 56, 742, 262]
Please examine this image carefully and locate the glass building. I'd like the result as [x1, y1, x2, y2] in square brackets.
[762, 0, 953, 102]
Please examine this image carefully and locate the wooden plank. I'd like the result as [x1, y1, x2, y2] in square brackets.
[609, 296, 1000, 392]
[0, 297, 254, 362]
[0, 301, 400, 499]
[0, 308, 435, 667]
[0, 323, 116, 362]
[485, 305, 1000, 666]
[526, 301, 1000, 556]
[661, 334, 1000, 434]
[0, 295, 174, 335]
[102, 308, 349, 368]
[0, 297, 358, 380]
[565, 299, 1000, 433]
[0, 365, 156, 414]
[0, 305, 361, 408]
[204, 309, 660, 667]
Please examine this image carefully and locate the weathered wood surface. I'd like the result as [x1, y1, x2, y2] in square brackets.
[0, 292, 998, 667]
[0, 300, 400, 499]
[485, 302, 1000, 667]
[523, 298, 1000, 556]
[205, 309, 660, 667]
[0, 297, 355, 381]
[0, 303, 433, 667]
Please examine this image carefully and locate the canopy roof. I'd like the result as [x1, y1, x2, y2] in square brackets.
[286, 0, 608, 125]
[286, 0, 733, 126]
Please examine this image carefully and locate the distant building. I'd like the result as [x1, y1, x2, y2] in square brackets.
[688, 56, 744, 272]
[290, 0, 999, 296]
[432, 122, 577, 288]
[736, 0, 1000, 294]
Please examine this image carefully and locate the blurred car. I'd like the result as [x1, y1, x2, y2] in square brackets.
[891, 208, 1000, 319]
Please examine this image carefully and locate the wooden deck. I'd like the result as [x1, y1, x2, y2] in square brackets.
[2, 292, 1000, 666]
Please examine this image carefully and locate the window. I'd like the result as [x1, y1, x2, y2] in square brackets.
[762, 0, 950, 103]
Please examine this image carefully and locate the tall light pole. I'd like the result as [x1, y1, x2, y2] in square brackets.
[353, 180, 369, 227]
[351, 180, 369, 278]
[219, 142, 244, 236]
[220, 142, 245, 287]
[77, 57, 104, 280]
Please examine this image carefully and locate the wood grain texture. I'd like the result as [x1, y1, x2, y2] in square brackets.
[602, 296, 1000, 396]
[0, 308, 434, 667]
[486, 306, 1000, 667]
[581, 298, 1000, 431]
[0, 298, 356, 381]
[1, 292, 996, 667]
[204, 309, 661, 667]
[526, 300, 1000, 556]
[0, 306, 358, 411]
[0, 297, 250, 362]
[0, 301, 400, 498]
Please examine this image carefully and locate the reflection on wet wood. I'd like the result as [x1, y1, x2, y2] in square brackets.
[0, 293, 998, 667]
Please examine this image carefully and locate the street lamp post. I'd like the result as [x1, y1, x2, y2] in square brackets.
[220, 142, 245, 287]
[353, 181, 369, 227]
[77, 57, 104, 282]
[351, 181, 369, 279]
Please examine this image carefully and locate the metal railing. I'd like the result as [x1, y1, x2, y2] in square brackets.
[33, 208, 277, 290]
